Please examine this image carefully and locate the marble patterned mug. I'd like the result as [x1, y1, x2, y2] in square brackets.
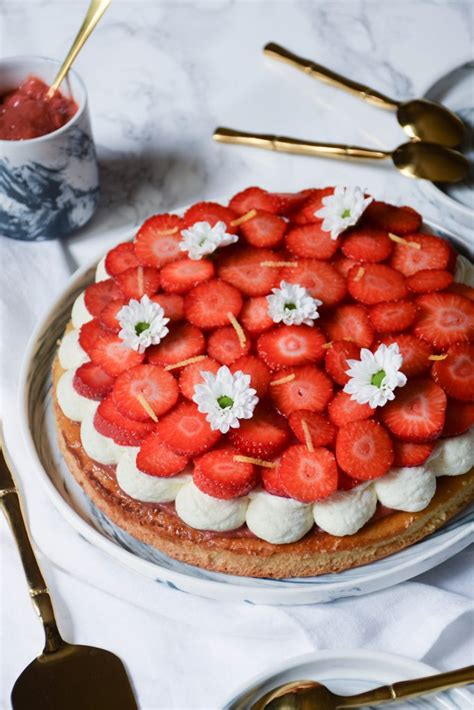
[0, 56, 99, 240]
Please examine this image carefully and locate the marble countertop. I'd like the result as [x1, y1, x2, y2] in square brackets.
[1, 2, 473, 709]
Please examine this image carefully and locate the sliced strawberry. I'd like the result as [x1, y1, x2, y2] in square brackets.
[184, 201, 238, 233]
[269, 365, 333, 416]
[112, 364, 179, 421]
[341, 228, 392, 262]
[91, 333, 145, 377]
[257, 325, 326, 370]
[393, 440, 435, 468]
[98, 299, 125, 333]
[240, 210, 287, 248]
[229, 186, 280, 215]
[84, 279, 123, 318]
[285, 223, 339, 260]
[261, 465, 288, 497]
[447, 282, 474, 302]
[324, 340, 361, 385]
[390, 233, 451, 276]
[105, 242, 139, 276]
[413, 292, 474, 348]
[156, 402, 221, 456]
[79, 319, 111, 357]
[94, 395, 156, 446]
[363, 201, 422, 235]
[134, 214, 184, 268]
[160, 258, 215, 294]
[281, 259, 346, 306]
[147, 322, 205, 367]
[240, 296, 274, 334]
[378, 334, 433, 377]
[335, 420, 394, 479]
[369, 300, 417, 334]
[178, 356, 221, 400]
[207, 326, 251, 365]
[431, 343, 474, 402]
[137, 433, 189, 477]
[184, 279, 243, 329]
[230, 355, 271, 399]
[271, 189, 314, 215]
[288, 410, 337, 448]
[228, 405, 290, 458]
[150, 293, 184, 321]
[407, 269, 453, 294]
[292, 188, 335, 225]
[194, 447, 257, 499]
[73, 362, 115, 400]
[218, 247, 281, 297]
[115, 266, 161, 300]
[333, 255, 358, 278]
[380, 379, 447, 442]
[348, 263, 408, 305]
[328, 391, 373, 428]
[321, 304, 374, 349]
[441, 400, 474, 437]
[278, 445, 338, 503]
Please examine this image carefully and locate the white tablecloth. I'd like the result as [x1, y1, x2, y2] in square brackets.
[1, 2, 473, 708]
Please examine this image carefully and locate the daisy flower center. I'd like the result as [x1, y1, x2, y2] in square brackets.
[217, 395, 234, 409]
[284, 302, 297, 311]
[371, 369, 386, 388]
[135, 321, 150, 335]
[341, 208, 351, 218]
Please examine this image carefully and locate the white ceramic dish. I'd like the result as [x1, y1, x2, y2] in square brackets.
[223, 650, 473, 709]
[19, 215, 474, 606]
[420, 60, 474, 230]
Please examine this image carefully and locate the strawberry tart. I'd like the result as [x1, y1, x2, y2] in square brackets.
[53, 186, 474, 578]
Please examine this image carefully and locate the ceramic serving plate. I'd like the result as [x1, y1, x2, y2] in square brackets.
[223, 650, 473, 709]
[19, 215, 474, 606]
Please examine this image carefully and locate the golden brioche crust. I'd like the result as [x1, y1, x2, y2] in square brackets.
[52, 352, 474, 579]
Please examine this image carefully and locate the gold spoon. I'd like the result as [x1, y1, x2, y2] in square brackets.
[46, 0, 111, 98]
[251, 667, 474, 710]
[264, 42, 465, 148]
[0, 437, 138, 709]
[213, 127, 469, 183]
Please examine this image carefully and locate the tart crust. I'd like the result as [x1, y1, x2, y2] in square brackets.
[52, 351, 474, 579]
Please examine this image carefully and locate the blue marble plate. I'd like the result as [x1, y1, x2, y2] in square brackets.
[19, 219, 474, 605]
[223, 650, 473, 709]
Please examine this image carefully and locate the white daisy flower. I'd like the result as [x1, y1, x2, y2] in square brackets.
[343, 343, 407, 409]
[193, 365, 259, 434]
[179, 220, 238, 260]
[267, 280, 322, 326]
[117, 295, 169, 353]
[315, 185, 373, 240]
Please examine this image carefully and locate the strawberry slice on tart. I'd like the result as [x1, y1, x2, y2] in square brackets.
[380, 379, 447, 442]
[277, 444, 339, 503]
[134, 214, 184, 268]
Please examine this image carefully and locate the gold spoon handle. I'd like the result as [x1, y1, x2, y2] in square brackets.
[337, 665, 474, 707]
[0, 441, 63, 654]
[213, 127, 390, 161]
[264, 42, 399, 110]
[47, 0, 111, 97]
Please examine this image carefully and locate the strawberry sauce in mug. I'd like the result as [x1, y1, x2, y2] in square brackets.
[0, 75, 78, 140]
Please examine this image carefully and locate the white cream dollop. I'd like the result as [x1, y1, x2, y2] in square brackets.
[454, 254, 474, 287]
[246, 490, 314, 544]
[80, 409, 132, 466]
[58, 329, 89, 370]
[374, 466, 436, 512]
[426, 430, 474, 477]
[71, 292, 93, 328]
[313, 483, 377, 536]
[116, 449, 191, 503]
[175, 481, 248, 531]
[95, 255, 109, 282]
[56, 369, 97, 422]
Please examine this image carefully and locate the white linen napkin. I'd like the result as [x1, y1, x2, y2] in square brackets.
[1, 229, 473, 710]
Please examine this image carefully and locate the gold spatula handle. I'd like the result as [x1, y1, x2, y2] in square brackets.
[338, 665, 474, 707]
[0, 442, 63, 654]
[264, 42, 399, 110]
[213, 126, 389, 160]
